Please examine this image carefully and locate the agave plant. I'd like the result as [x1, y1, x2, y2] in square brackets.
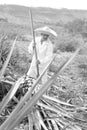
[0, 46, 86, 130]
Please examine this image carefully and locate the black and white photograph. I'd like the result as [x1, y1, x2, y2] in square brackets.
[0, 0, 87, 130]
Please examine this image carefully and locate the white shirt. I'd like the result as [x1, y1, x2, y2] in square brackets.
[28, 36, 53, 65]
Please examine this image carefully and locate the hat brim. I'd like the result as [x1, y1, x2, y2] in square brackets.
[35, 29, 57, 37]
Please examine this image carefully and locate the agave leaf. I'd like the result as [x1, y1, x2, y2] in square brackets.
[72, 125, 82, 130]
[42, 97, 73, 118]
[44, 98, 75, 113]
[0, 36, 17, 81]
[37, 101, 73, 119]
[0, 35, 6, 42]
[51, 120, 59, 130]
[0, 47, 80, 130]
[63, 125, 82, 130]
[0, 35, 7, 54]
[43, 95, 75, 107]
[0, 76, 23, 114]
[41, 97, 75, 113]
[0, 57, 54, 130]
[33, 110, 42, 130]
[39, 101, 81, 128]
[44, 98, 76, 117]
[39, 106, 52, 130]
[56, 121, 64, 129]
[55, 118, 69, 127]
[36, 109, 48, 130]
[3, 59, 68, 130]
[55, 118, 72, 129]
[40, 98, 51, 107]
[28, 113, 33, 130]
[37, 101, 62, 114]
[0, 37, 17, 114]
[45, 112, 69, 125]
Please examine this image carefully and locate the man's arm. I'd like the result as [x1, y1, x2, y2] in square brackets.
[28, 41, 33, 54]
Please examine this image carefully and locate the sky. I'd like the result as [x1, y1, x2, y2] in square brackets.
[0, 0, 87, 10]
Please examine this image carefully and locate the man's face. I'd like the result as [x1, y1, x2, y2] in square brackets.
[41, 33, 49, 41]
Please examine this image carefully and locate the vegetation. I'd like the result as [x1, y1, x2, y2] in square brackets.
[0, 5, 87, 130]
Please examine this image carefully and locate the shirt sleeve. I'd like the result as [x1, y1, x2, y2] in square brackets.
[28, 37, 40, 54]
[40, 42, 53, 64]
[28, 41, 33, 54]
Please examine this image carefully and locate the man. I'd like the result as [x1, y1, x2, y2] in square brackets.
[27, 26, 57, 84]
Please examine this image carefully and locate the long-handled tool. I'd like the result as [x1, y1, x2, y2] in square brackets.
[29, 8, 39, 78]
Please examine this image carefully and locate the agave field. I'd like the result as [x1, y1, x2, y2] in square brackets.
[0, 5, 87, 130]
[0, 35, 87, 130]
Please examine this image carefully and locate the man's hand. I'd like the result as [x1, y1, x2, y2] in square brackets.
[36, 60, 40, 65]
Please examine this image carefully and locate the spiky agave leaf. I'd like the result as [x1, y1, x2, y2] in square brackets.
[63, 124, 82, 130]
[42, 97, 75, 113]
[32, 110, 41, 130]
[0, 76, 23, 114]
[51, 120, 59, 130]
[45, 113, 69, 126]
[37, 101, 73, 119]
[35, 109, 48, 130]
[0, 37, 17, 114]
[0, 47, 80, 130]
[41, 97, 73, 118]
[42, 95, 75, 107]
[41, 95, 76, 114]
[56, 120, 64, 129]
[40, 106, 53, 130]
[55, 117, 74, 130]
[39, 98, 83, 130]
[0, 36, 17, 82]
[28, 113, 34, 130]
[38, 99, 80, 129]
[39, 101, 80, 130]
[0, 57, 54, 130]
[1, 60, 69, 130]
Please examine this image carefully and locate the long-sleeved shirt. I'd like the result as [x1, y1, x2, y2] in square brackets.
[28, 36, 53, 65]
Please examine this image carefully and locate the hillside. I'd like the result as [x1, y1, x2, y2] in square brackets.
[0, 5, 87, 41]
[0, 5, 87, 25]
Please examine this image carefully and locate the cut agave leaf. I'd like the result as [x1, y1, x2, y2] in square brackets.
[51, 120, 59, 130]
[41, 97, 73, 118]
[0, 47, 80, 130]
[43, 95, 75, 107]
[39, 106, 52, 130]
[36, 109, 48, 130]
[33, 110, 42, 130]
[28, 113, 33, 130]
[64, 125, 82, 130]
[0, 37, 17, 114]
[0, 37, 17, 82]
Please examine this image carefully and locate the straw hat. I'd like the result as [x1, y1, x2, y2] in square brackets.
[35, 26, 57, 37]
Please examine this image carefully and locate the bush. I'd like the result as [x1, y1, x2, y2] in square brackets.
[65, 19, 86, 34]
[0, 37, 30, 76]
[55, 32, 83, 52]
[58, 41, 77, 52]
